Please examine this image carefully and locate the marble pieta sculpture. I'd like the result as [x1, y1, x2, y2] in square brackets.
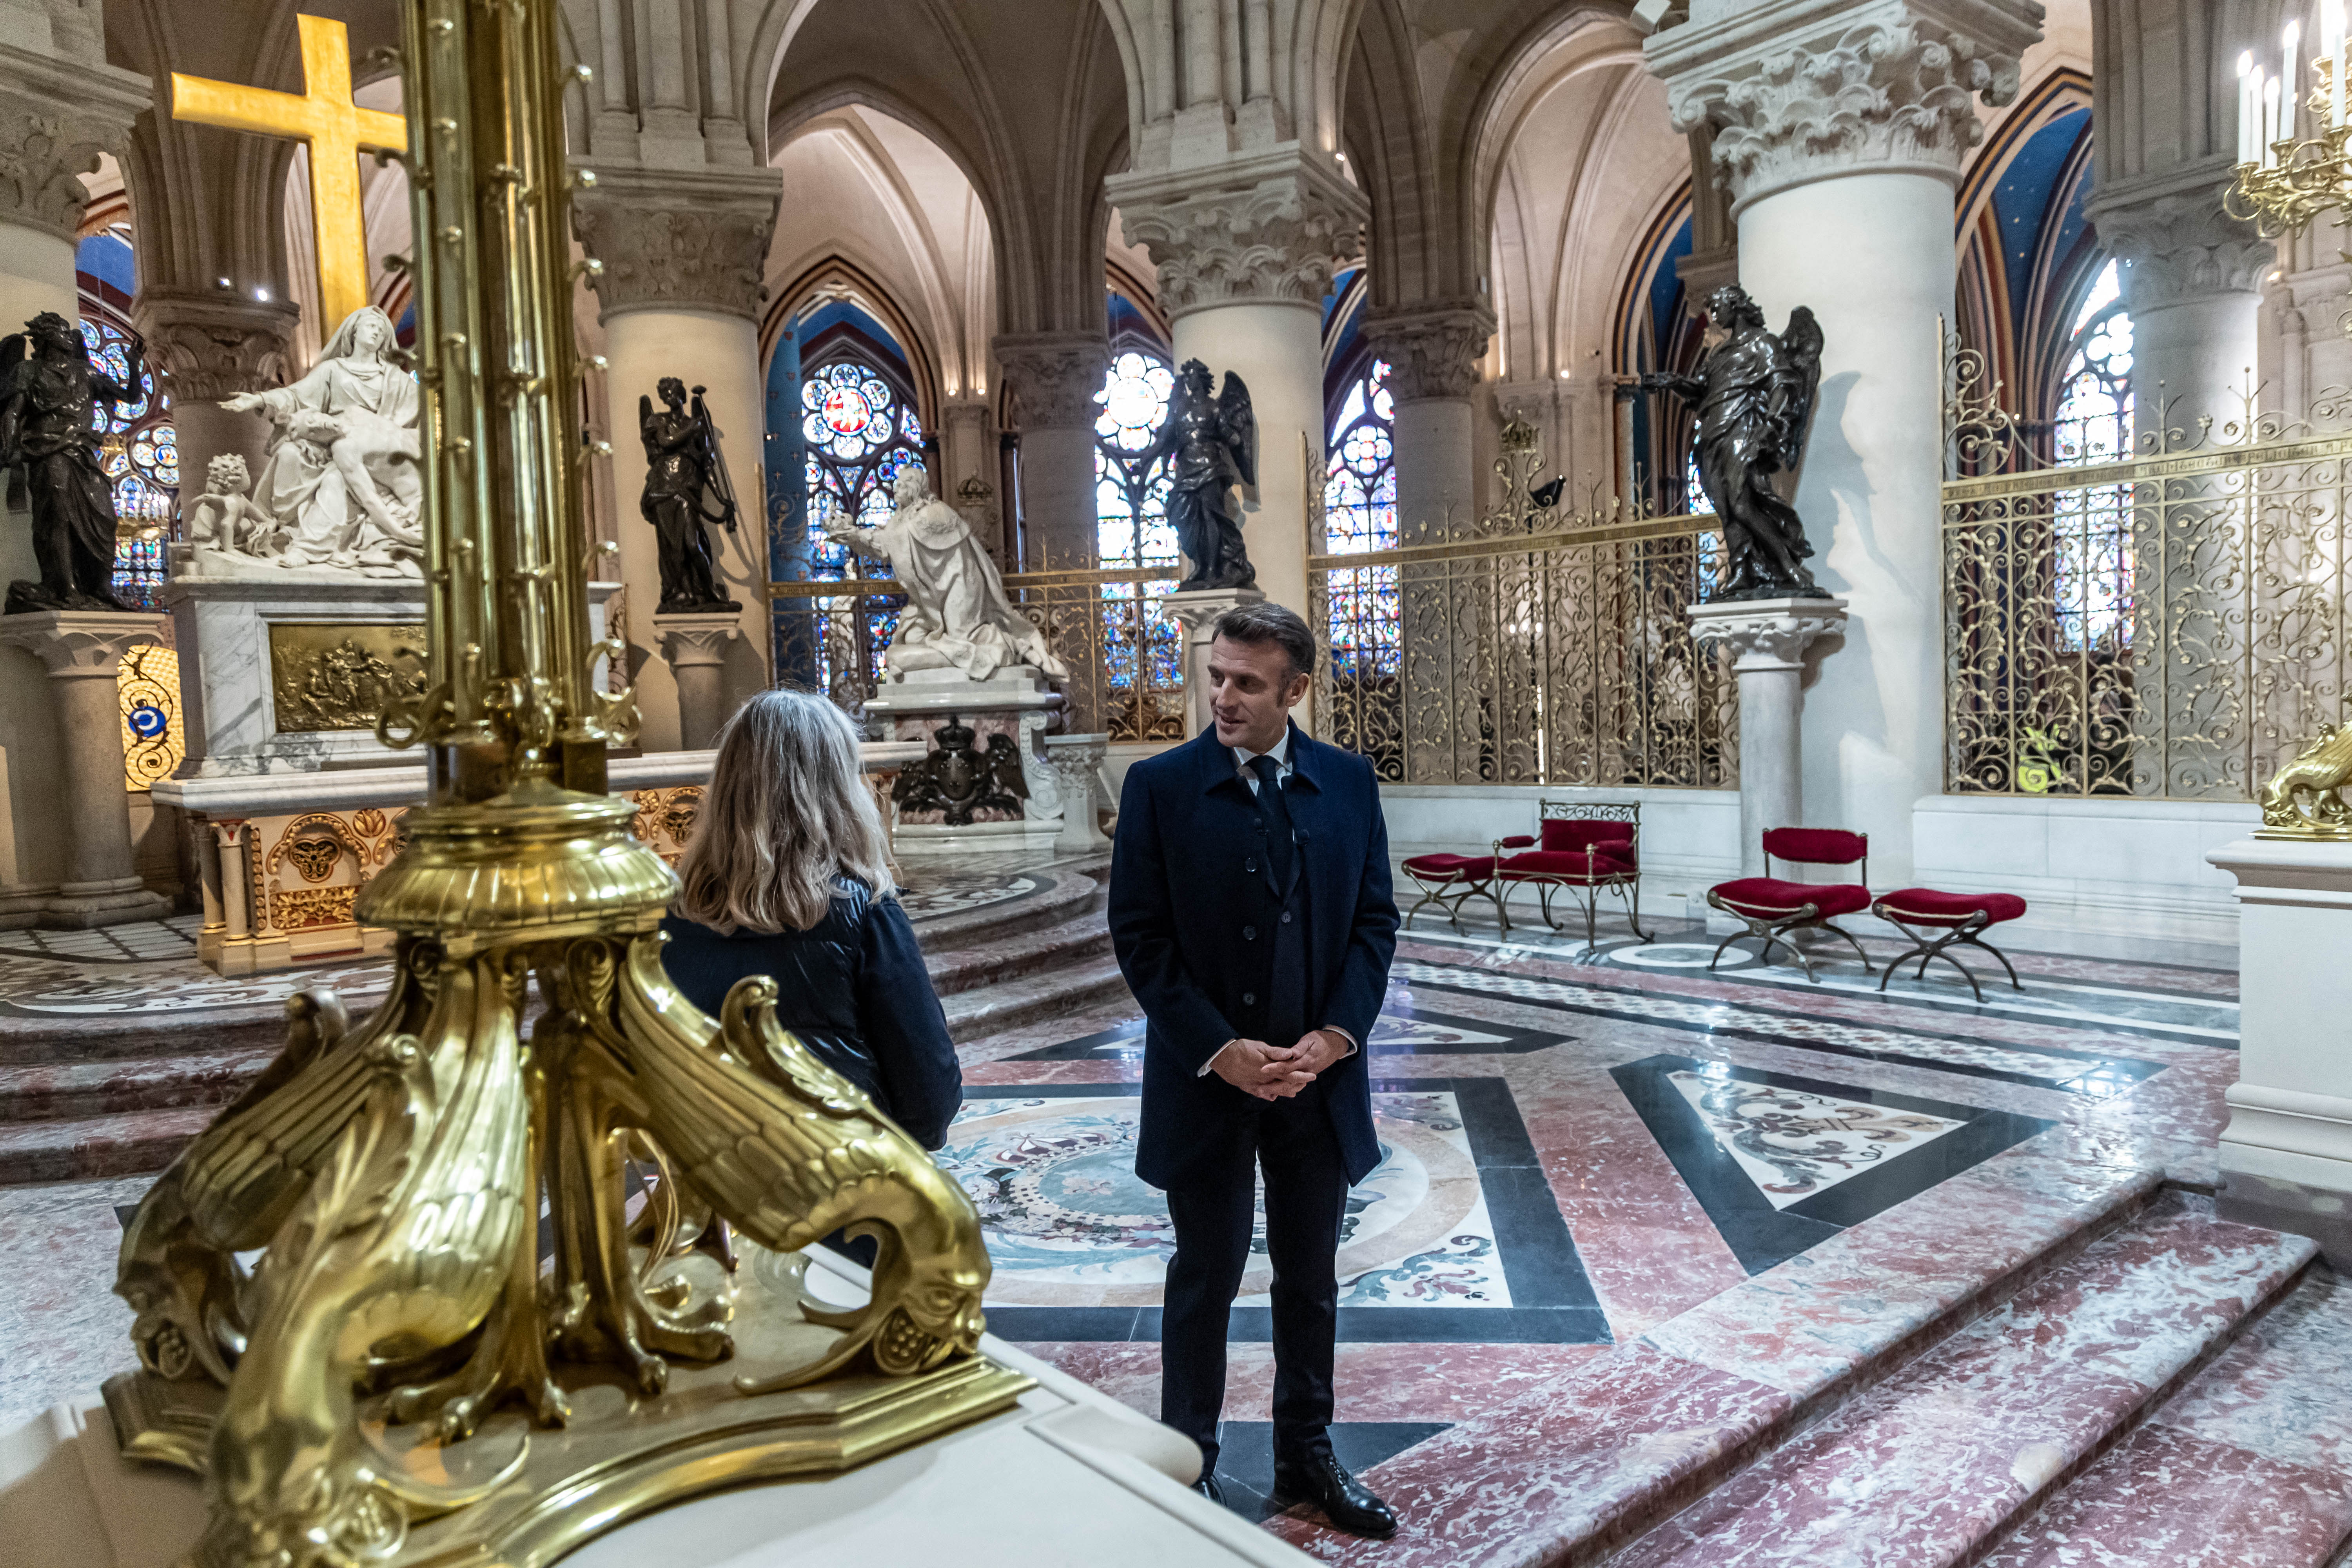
[1638, 283, 1828, 602]
[203, 304, 425, 579]
[820, 465, 1069, 682]
[0, 310, 141, 612]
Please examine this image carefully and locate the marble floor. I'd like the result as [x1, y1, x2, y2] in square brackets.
[5, 898, 2347, 1563]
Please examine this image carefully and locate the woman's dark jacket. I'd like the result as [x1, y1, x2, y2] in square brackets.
[658, 876, 962, 1149]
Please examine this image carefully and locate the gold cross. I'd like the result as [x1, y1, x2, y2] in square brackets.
[171, 14, 407, 330]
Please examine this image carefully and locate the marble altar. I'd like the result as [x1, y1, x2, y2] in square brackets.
[866, 667, 1068, 856]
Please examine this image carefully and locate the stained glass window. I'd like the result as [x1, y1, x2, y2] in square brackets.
[1093, 351, 1183, 734]
[1323, 360, 1399, 675]
[800, 358, 925, 696]
[1684, 452, 1713, 515]
[2049, 258, 2134, 652]
[77, 318, 177, 608]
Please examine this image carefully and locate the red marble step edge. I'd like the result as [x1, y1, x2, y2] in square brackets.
[924, 913, 1113, 997]
[940, 956, 1130, 1045]
[0, 1047, 279, 1124]
[0, 1103, 216, 1184]
[1269, 1153, 2172, 1567]
[1608, 1196, 2320, 1567]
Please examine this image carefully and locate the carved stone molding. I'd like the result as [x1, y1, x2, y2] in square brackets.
[1686, 596, 1849, 672]
[1649, 0, 2040, 214]
[2087, 169, 2273, 311]
[571, 163, 782, 321]
[1361, 301, 1495, 403]
[993, 332, 1110, 430]
[652, 611, 741, 670]
[132, 289, 301, 401]
[0, 609, 166, 678]
[0, 40, 150, 243]
[1106, 148, 1368, 319]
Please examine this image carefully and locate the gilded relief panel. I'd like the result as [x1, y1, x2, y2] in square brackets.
[267, 622, 430, 733]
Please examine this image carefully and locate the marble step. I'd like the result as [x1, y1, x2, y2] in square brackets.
[910, 866, 1104, 949]
[1605, 1192, 2318, 1568]
[924, 911, 1113, 998]
[1270, 1150, 2175, 1567]
[942, 953, 1130, 1044]
[0, 1103, 218, 1185]
[1979, 1261, 2352, 1567]
[0, 1046, 278, 1126]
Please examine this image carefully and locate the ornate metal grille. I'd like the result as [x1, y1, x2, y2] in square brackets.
[1942, 334, 2352, 799]
[1308, 426, 1737, 788]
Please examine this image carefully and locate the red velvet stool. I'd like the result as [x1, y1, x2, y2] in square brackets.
[1492, 801, 1653, 949]
[1400, 852, 1500, 931]
[1871, 888, 2029, 1002]
[1707, 828, 1876, 982]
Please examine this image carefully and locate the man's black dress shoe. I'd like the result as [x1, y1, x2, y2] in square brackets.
[1191, 1472, 1225, 1506]
[1272, 1450, 1397, 1539]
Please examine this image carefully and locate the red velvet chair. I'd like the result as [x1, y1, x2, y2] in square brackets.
[1707, 828, 1875, 981]
[1871, 889, 2029, 1002]
[1490, 801, 1653, 949]
[1398, 850, 1499, 932]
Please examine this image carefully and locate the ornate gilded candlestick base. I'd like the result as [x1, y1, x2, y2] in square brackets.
[102, 3, 1015, 1563]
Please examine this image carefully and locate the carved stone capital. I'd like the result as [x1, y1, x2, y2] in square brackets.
[0, 609, 166, 679]
[571, 163, 782, 321]
[1106, 147, 1368, 319]
[0, 37, 149, 242]
[2087, 168, 2273, 312]
[1686, 595, 1849, 672]
[993, 332, 1110, 430]
[1648, 0, 2040, 215]
[1361, 301, 1495, 403]
[132, 289, 301, 401]
[652, 611, 741, 670]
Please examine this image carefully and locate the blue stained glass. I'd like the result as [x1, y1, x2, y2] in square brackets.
[1323, 359, 1400, 676]
[800, 356, 923, 697]
[2049, 258, 2134, 653]
[74, 312, 176, 607]
[1093, 350, 1184, 709]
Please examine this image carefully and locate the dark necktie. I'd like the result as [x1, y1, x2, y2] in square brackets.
[1249, 753, 1296, 893]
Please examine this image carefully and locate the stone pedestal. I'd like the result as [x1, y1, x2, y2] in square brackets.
[1163, 584, 1266, 739]
[1045, 732, 1112, 851]
[0, 611, 172, 928]
[655, 611, 743, 750]
[1687, 596, 1849, 880]
[864, 667, 1067, 855]
[2206, 838, 2352, 1267]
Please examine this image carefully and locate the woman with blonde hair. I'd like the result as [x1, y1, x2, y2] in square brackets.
[661, 688, 960, 1150]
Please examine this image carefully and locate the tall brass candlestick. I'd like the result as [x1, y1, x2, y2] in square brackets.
[107, 7, 1005, 1566]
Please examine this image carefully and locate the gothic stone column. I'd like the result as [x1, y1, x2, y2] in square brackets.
[1651, 0, 2040, 886]
[654, 611, 741, 751]
[993, 332, 1108, 572]
[132, 287, 299, 517]
[574, 163, 781, 752]
[0, 611, 173, 927]
[0, 10, 146, 336]
[1109, 147, 1367, 735]
[2089, 174, 2269, 439]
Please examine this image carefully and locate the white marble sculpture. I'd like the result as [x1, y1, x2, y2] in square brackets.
[199, 304, 423, 580]
[821, 465, 1069, 681]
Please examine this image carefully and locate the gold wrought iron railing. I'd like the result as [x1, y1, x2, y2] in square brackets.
[765, 557, 1186, 742]
[1942, 333, 2352, 799]
[1308, 427, 1737, 788]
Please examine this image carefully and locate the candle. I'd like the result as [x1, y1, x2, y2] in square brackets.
[2285, 21, 2302, 142]
[2241, 50, 2258, 162]
[2334, 0, 2348, 127]
[2266, 72, 2283, 165]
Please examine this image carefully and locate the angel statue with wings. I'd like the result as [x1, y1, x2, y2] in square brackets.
[1142, 358, 1259, 591]
[639, 376, 742, 613]
[0, 311, 139, 613]
[1639, 284, 1828, 601]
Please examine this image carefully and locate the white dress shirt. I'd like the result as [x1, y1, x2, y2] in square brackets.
[1199, 727, 1358, 1078]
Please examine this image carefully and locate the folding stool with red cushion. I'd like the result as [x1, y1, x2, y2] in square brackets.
[1399, 851, 1501, 932]
[1490, 801, 1653, 949]
[1871, 887, 2029, 1002]
[1707, 827, 1876, 981]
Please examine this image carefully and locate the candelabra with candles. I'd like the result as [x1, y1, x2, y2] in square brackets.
[2229, 6, 2352, 238]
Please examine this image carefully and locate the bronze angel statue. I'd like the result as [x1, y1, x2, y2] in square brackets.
[1141, 358, 1258, 591]
[0, 310, 140, 613]
[1640, 284, 1828, 601]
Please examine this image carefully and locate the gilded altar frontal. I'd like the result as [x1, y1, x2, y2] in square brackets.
[11, 1, 2352, 1566]
[266, 621, 427, 733]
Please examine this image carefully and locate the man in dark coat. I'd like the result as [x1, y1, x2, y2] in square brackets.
[1108, 600, 1399, 1537]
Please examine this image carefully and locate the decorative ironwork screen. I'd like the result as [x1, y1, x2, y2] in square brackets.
[1942, 334, 2352, 798]
[1308, 427, 1737, 788]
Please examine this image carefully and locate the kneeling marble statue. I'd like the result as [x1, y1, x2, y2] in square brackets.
[820, 465, 1068, 682]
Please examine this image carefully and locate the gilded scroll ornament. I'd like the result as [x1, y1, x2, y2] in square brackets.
[108, 7, 1013, 1564]
[2259, 722, 2352, 838]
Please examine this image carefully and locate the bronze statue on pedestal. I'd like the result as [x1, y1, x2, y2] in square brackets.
[1639, 284, 1829, 602]
[1142, 358, 1258, 591]
[0, 310, 139, 613]
[639, 376, 741, 612]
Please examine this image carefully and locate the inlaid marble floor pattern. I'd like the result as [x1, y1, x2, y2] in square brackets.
[5, 916, 2345, 1564]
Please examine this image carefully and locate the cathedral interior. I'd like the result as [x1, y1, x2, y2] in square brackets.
[4, 0, 2352, 1564]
